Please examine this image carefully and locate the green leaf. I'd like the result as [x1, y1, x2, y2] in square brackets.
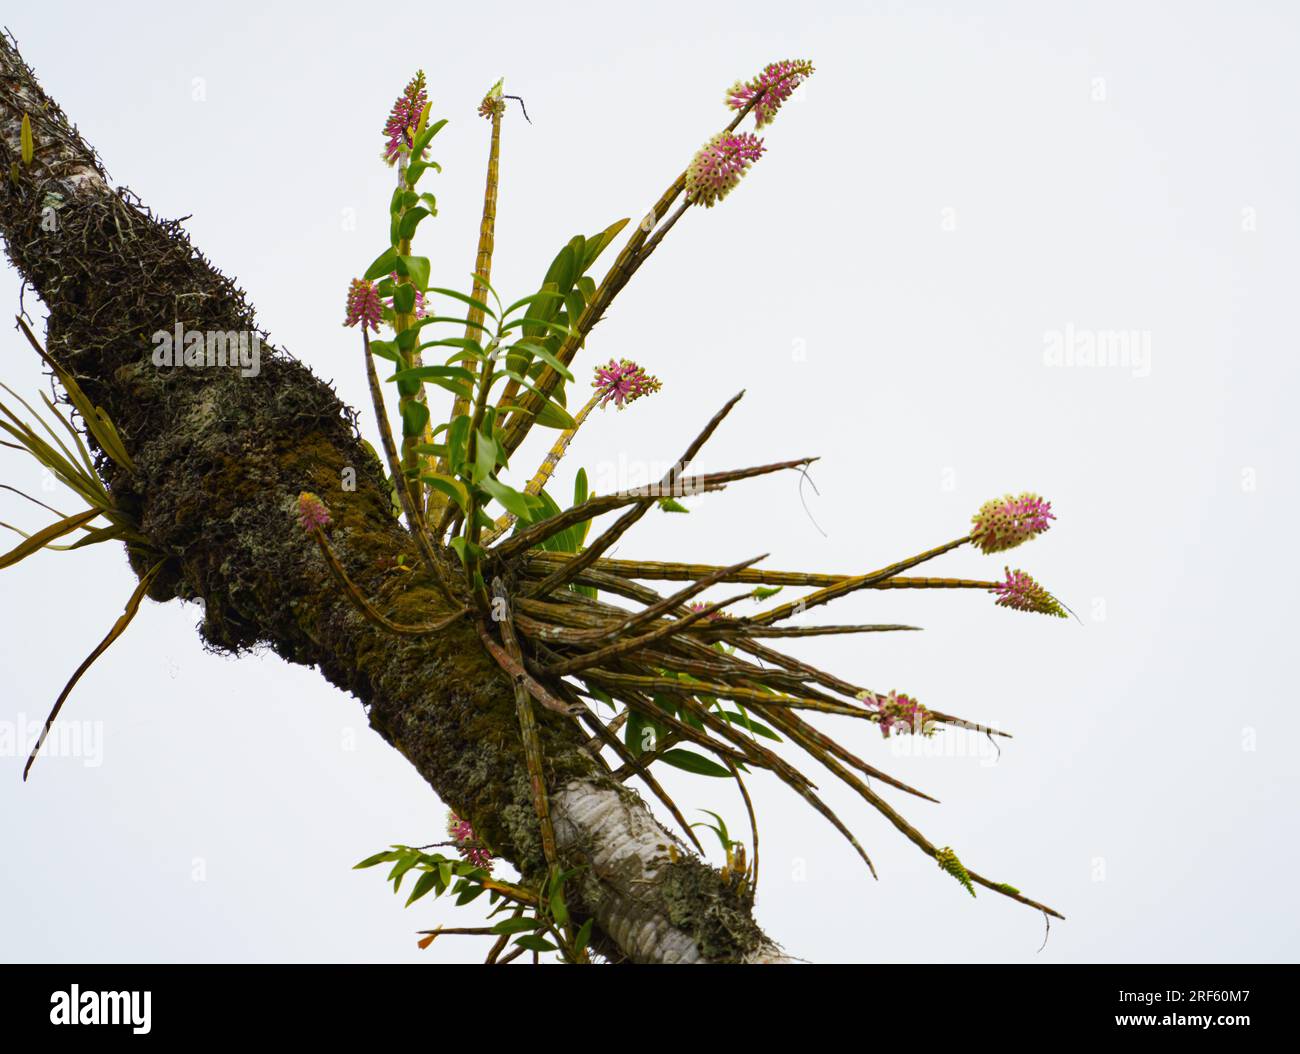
[492, 917, 540, 935]
[583, 217, 630, 271]
[410, 118, 448, 159]
[396, 256, 431, 292]
[480, 476, 535, 520]
[659, 749, 731, 778]
[427, 287, 497, 320]
[405, 870, 438, 907]
[565, 289, 586, 328]
[540, 245, 577, 301]
[449, 535, 484, 567]
[415, 315, 494, 337]
[513, 934, 558, 953]
[400, 400, 430, 438]
[363, 247, 399, 281]
[420, 473, 469, 512]
[0, 509, 99, 570]
[500, 371, 575, 428]
[751, 585, 783, 601]
[657, 497, 689, 514]
[720, 711, 781, 741]
[473, 430, 499, 482]
[503, 291, 565, 318]
[390, 365, 476, 386]
[447, 415, 471, 471]
[392, 284, 416, 315]
[416, 337, 485, 358]
[498, 399, 575, 431]
[405, 159, 441, 186]
[367, 339, 399, 363]
[353, 850, 400, 869]
[454, 884, 486, 906]
[389, 853, 418, 890]
[549, 884, 570, 926]
[510, 340, 574, 382]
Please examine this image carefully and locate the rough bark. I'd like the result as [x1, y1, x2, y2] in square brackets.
[0, 34, 792, 963]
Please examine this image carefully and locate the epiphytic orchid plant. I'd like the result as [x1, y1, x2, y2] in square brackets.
[292, 60, 1070, 960]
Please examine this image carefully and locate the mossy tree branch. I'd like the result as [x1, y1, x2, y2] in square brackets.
[0, 32, 786, 964]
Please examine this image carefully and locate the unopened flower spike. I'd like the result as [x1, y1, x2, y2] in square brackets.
[726, 59, 815, 128]
[383, 70, 428, 165]
[994, 567, 1068, 618]
[343, 278, 383, 331]
[858, 689, 935, 738]
[593, 358, 662, 409]
[935, 847, 976, 898]
[447, 811, 493, 872]
[478, 77, 506, 120]
[685, 132, 765, 208]
[971, 492, 1055, 554]
[296, 491, 331, 533]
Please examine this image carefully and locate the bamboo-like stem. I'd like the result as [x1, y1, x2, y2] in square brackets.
[362, 330, 458, 605]
[491, 457, 800, 566]
[749, 536, 973, 626]
[498, 94, 767, 459]
[872, 577, 998, 591]
[610, 732, 680, 778]
[537, 592, 752, 676]
[481, 391, 602, 546]
[731, 635, 1011, 738]
[607, 680, 878, 877]
[524, 551, 998, 594]
[561, 555, 766, 646]
[461, 348, 499, 609]
[392, 153, 429, 506]
[484, 907, 524, 964]
[523, 393, 745, 597]
[475, 621, 576, 717]
[490, 580, 560, 880]
[578, 680, 756, 769]
[764, 704, 940, 804]
[437, 92, 503, 490]
[584, 670, 874, 720]
[417, 926, 500, 937]
[695, 623, 922, 639]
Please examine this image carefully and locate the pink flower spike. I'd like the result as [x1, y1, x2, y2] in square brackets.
[296, 491, 331, 533]
[447, 811, 493, 872]
[344, 278, 383, 332]
[994, 568, 1068, 618]
[383, 71, 428, 165]
[726, 59, 815, 128]
[971, 492, 1055, 554]
[685, 132, 765, 208]
[858, 690, 934, 739]
[592, 358, 662, 409]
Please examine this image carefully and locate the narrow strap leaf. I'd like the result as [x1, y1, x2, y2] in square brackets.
[24, 561, 163, 781]
[0, 508, 99, 570]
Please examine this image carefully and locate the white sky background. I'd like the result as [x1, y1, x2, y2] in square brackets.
[1, 0, 1297, 964]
